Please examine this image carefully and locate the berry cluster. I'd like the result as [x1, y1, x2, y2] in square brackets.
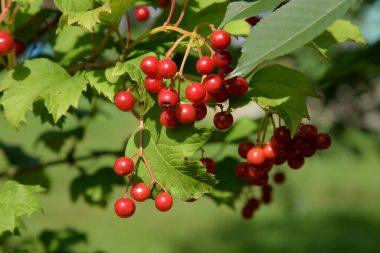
[113, 157, 173, 218]
[236, 123, 331, 219]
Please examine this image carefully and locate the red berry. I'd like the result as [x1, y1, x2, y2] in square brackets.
[238, 141, 254, 159]
[274, 153, 287, 165]
[196, 57, 215, 75]
[315, 133, 331, 150]
[201, 91, 212, 104]
[247, 147, 266, 166]
[213, 50, 232, 68]
[204, 75, 223, 94]
[287, 155, 304, 169]
[235, 162, 249, 179]
[193, 103, 207, 121]
[261, 194, 272, 204]
[212, 86, 230, 103]
[274, 126, 291, 144]
[299, 124, 318, 138]
[263, 144, 277, 160]
[141, 56, 159, 76]
[213, 111, 233, 130]
[157, 0, 170, 7]
[175, 104, 196, 124]
[210, 30, 231, 49]
[218, 66, 234, 79]
[262, 185, 273, 195]
[158, 59, 177, 79]
[134, 6, 150, 21]
[114, 198, 135, 218]
[114, 157, 134, 176]
[185, 83, 206, 103]
[245, 16, 261, 26]
[145, 77, 163, 93]
[158, 87, 179, 109]
[160, 110, 178, 128]
[0, 30, 14, 55]
[273, 172, 285, 184]
[241, 205, 254, 219]
[229, 77, 248, 96]
[115, 91, 135, 112]
[14, 40, 26, 56]
[200, 157, 215, 173]
[155, 192, 173, 212]
[130, 183, 151, 202]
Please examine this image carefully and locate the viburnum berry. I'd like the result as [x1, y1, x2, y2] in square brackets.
[114, 157, 134, 176]
[141, 56, 159, 76]
[212, 86, 230, 103]
[130, 183, 151, 202]
[14, 40, 26, 56]
[241, 205, 254, 219]
[155, 192, 173, 212]
[115, 91, 135, 112]
[114, 198, 136, 218]
[299, 124, 318, 139]
[157, 0, 170, 7]
[160, 110, 178, 128]
[193, 103, 207, 121]
[263, 144, 277, 160]
[287, 155, 305, 169]
[213, 50, 232, 68]
[315, 133, 332, 150]
[186, 83, 206, 103]
[273, 172, 285, 184]
[238, 141, 254, 159]
[196, 57, 215, 75]
[229, 77, 248, 96]
[210, 30, 231, 49]
[175, 104, 196, 124]
[0, 30, 14, 55]
[235, 163, 249, 179]
[200, 157, 215, 173]
[245, 16, 261, 26]
[274, 126, 292, 144]
[247, 147, 266, 166]
[218, 66, 234, 79]
[134, 6, 150, 21]
[145, 77, 164, 93]
[213, 111, 233, 130]
[158, 59, 177, 79]
[204, 75, 223, 94]
[158, 87, 179, 109]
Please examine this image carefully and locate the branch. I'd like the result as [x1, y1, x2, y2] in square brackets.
[66, 60, 117, 74]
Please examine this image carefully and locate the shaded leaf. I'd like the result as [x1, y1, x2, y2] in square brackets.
[86, 70, 118, 102]
[0, 142, 40, 167]
[37, 127, 85, 153]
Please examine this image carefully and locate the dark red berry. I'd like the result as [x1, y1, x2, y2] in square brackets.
[245, 16, 261, 26]
[287, 155, 305, 169]
[274, 126, 291, 144]
[261, 185, 273, 195]
[114, 198, 135, 218]
[218, 66, 234, 79]
[235, 162, 249, 179]
[196, 57, 215, 75]
[158, 87, 179, 109]
[213, 50, 232, 68]
[186, 83, 206, 103]
[247, 147, 266, 166]
[201, 91, 212, 104]
[160, 110, 178, 128]
[200, 157, 215, 173]
[193, 103, 207, 121]
[130, 183, 151, 202]
[261, 194, 272, 204]
[273, 172, 285, 184]
[141, 56, 159, 76]
[145, 77, 163, 93]
[315, 133, 331, 150]
[241, 205, 254, 219]
[204, 75, 223, 94]
[229, 77, 248, 96]
[247, 198, 260, 210]
[134, 6, 150, 21]
[14, 40, 25, 56]
[115, 91, 135, 112]
[212, 86, 230, 103]
[213, 111, 233, 130]
[157, 0, 170, 7]
[158, 59, 177, 79]
[155, 192, 173, 212]
[274, 153, 287, 165]
[299, 124, 318, 139]
[114, 157, 134, 176]
[238, 141, 254, 159]
[210, 30, 231, 49]
[0, 30, 14, 55]
[175, 104, 196, 124]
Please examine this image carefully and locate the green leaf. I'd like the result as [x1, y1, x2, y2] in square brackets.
[54, 0, 94, 12]
[36, 127, 85, 153]
[223, 19, 251, 36]
[85, 70, 118, 102]
[218, 0, 282, 28]
[125, 107, 216, 201]
[0, 142, 40, 167]
[230, 0, 355, 78]
[100, 0, 135, 26]
[13, 0, 41, 11]
[313, 19, 366, 56]
[0, 181, 45, 234]
[251, 64, 319, 134]
[0, 58, 87, 127]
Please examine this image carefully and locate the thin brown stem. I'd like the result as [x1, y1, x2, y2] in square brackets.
[163, 0, 176, 26]
[174, 0, 188, 27]
[142, 154, 168, 192]
[195, 39, 203, 58]
[178, 37, 194, 78]
[90, 33, 97, 57]
[66, 60, 117, 74]
[165, 34, 188, 59]
[125, 13, 131, 51]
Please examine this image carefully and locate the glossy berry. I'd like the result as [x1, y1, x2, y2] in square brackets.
[204, 75, 223, 94]
[213, 111, 233, 130]
[141, 56, 159, 76]
[274, 126, 291, 144]
[186, 83, 206, 103]
[14, 40, 26, 56]
[114, 198, 135, 218]
[160, 110, 178, 128]
[134, 6, 150, 21]
[130, 183, 151, 202]
[263, 144, 276, 160]
[210, 30, 231, 49]
[114, 157, 134, 176]
[299, 124, 318, 138]
[229, 77, 248, 96]
[115, 91, 135, 112]
[145, 77, 163, 93]
[235, 163, 249, 178]
[273, 172, 285, 184]
[287, 155, 305, 169]
[238, 141, 254, 159]
[245, 16, 261, 26]
[212, 86, 230, 103]
[247, 147, 266, 166]
[155, 192, 173, 212]
[218, 66, 234, 79]
[196, 57, 215, 75]
[158, 59, 177, 79]
[213, 50, 232, 68]
[175, 104, 196, 124]
[201, 91, 212, 104]
[157, 0, 171, 7]
[200, 157, 215, 173]
[193, 103, 207, 121]
[158, 87, 179, 109]
[0, 30, 14, 55]
[241, 205, 254, 219]
[315, 133, 332, 150]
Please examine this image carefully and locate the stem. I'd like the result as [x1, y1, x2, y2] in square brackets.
[174, 0, 188, 27]
[269, 113, 276, 130]
[178, 37, 194, 78]
[195, 39, 203, 58]
[142, 155, 168, 192]
[124, 174, 134, 198]
[165, 34, 188, 59]
[138, 103, 144, 157]
[113, 28, 126, 55]
[125, 13, 131, 51]
[163, 0, 176, 26]
[66, 60, 117, 74]
[90, 33, 97, 57]
[261, 114, 269, 144]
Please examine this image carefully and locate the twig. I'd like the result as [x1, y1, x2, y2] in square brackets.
[174, 0, 188, 27]
[66, 60, 117, 74]
[164, 0, 176, 26]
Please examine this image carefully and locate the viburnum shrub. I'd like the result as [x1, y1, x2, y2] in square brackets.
[0, 0, 364, 232]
